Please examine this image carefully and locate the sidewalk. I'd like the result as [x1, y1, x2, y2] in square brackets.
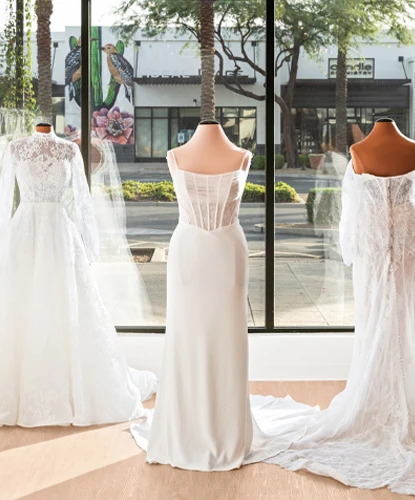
[93, 254, 354, 328]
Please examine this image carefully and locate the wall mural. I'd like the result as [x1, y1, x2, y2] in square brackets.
[64, 26, 135, 145]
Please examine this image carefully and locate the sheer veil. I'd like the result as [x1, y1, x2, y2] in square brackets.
[89, 137, 154, 327]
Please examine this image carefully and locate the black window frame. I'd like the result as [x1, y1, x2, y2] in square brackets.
[80, 0, 354, 334]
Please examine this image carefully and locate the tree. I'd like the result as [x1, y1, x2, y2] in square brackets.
[0, 0, 35, 112]
[114, 0, 328, 167]
[323, 0, 415, 155]
[200, 0, 216, 121]
[35, 0, 53, 120]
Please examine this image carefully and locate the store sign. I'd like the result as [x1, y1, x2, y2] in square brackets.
[328, 58, 374, 79]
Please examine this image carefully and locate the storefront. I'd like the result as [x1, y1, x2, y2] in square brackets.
[282, 77, 411, 154]
[134, 106, 257, 161]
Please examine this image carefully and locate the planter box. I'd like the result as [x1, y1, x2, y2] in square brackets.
[309, 154, 326, 170]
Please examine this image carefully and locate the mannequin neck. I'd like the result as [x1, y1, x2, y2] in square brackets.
[35, 123, 52, 134]
[187, 123, 233, 148]
[367, 120, 408, 141]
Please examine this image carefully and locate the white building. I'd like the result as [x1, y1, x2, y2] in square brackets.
[31, 28, 415, 162]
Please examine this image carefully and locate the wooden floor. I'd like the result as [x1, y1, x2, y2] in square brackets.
[0, 381, 411, 500]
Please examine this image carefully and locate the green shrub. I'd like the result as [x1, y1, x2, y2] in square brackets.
[298, 154, 309, 168]
[275, 181, 298, 203]
[306, 187, 342, 225]
[118, 179, 298, 204]
[242, 182, 265, 202]
[275, 154, 285, 169]
[252, 155, 265, 170]
[122, 180, 138, 201]
[137, 181, 177, 202]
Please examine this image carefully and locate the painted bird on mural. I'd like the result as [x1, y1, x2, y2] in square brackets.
[102, 44, 134, 102]
[65, 36, 82, 102]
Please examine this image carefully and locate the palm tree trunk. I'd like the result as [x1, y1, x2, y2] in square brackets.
[335, 44, 348, 155]
[15, 0, 24, 109]
[282, 43, 300, 168]
[35, 0, 53, 120]
[200, 0, 216, 121]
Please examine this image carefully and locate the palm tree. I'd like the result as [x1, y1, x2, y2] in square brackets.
[35, 0, 54, 120]
[200, 0, 216, 121]
[335, 41, 348, 154]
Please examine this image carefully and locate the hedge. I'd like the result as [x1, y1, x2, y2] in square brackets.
[275, 181, 298, 203]
[251, 154, 286, 170]
[306, 187, 342, 226]
[298, 154, 309, 168]
[113, 180, 299, 203]
[252, 155, 265, 170]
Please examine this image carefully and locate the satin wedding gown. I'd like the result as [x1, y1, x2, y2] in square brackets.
[130, 149, 317, 470]
[0, 129, 157, 427]
[132, 152, 415, 495]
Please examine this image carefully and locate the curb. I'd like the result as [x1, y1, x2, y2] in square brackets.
[254, 224, 339, 238]
[275, 173, 342, 182]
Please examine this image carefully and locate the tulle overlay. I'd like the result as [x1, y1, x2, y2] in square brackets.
[0, 130, 157, 426]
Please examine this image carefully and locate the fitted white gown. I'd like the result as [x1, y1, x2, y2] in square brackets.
[130, 149, 317, 470]
[131, 153, 415, 495]
[0, 130, 157, 427]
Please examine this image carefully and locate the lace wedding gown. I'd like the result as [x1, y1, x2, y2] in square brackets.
[0, 129, 157, 427]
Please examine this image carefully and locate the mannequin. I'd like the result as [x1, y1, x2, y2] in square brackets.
[170, 120, 250, 174]
[350, 118, 415, 176]
[35, 122, 53, 134]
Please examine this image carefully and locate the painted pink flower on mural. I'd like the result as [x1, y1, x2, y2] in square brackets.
[64, 124, 81, 145]
[91, 106, 134, 144]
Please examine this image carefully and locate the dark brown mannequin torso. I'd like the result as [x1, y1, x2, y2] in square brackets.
[35, 123, 52, 134]
[350, 119, 415, 176]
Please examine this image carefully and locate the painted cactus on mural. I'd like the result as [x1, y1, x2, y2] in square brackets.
[65, 26, 135, 145]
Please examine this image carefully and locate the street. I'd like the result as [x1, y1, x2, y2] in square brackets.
[118, 162, 342, 194]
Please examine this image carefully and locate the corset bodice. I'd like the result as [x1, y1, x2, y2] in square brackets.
[167, 149, 251, 232]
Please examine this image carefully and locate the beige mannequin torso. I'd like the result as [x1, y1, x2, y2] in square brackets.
[169, 123, 250, 174]
[350, 120, 415, 176]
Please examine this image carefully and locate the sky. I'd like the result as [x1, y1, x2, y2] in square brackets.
[0, 0, 119, 31]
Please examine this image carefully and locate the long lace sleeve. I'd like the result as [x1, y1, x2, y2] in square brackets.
[339, 161, 361, 266]
[0, 143, 16, 237]
[71, 144, 100, 263]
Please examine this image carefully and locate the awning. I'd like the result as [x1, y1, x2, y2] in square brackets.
[134, 75, 256, 85]
[282, 79, 410, 108]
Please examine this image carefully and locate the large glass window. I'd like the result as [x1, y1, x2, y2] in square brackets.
[274, 1, 412, 330]
[135, 107, 256, 160]
[87, 0, 265, 328]
[4, 0, 414, 333]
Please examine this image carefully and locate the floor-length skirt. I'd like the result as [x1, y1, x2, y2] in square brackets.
[132, 220, 254, 470]
[0, 202, 157, 427]
[131, 220, 319, 471]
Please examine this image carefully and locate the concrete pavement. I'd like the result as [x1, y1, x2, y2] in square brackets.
[93, 236, 354, 329]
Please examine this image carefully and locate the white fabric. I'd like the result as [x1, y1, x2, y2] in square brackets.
[90, 138, 153, 326]
[131, 155, 415, 495]
[131, 149, 257, 470]
[261, 161, 415, 496]
[130, 150, 316, 470]
[0, 129, 157, 426]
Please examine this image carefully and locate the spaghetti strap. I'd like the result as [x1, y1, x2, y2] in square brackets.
[240, 150, 252, 172]
[167, 149, 179, 177]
